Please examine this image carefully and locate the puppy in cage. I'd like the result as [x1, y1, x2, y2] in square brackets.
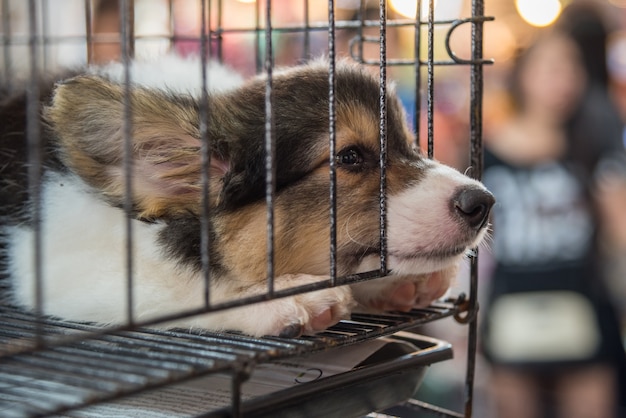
[0, 53, 494, 337]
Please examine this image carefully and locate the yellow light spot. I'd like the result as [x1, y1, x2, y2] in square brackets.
[516, 0, 562, 28]
[389, 0, 438, 19]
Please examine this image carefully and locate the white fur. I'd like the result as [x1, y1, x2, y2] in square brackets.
[6, 173, 352, 335]
[388, 162, 488, 270]
[7, 173, 195, 323]
[354, 161, 488, 277]
[90, 55, 244, 95]
[350, 161, 490, 310]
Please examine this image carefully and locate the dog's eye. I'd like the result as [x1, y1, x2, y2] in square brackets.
[336, 147, 364, 167]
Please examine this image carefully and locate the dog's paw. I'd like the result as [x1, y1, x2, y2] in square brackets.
[227, 277, 354, 337]
[273, 286, 354, 338]
[350, 266, 456, 312]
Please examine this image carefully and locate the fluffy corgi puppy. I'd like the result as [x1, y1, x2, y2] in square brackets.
[0, 57, 493, 337]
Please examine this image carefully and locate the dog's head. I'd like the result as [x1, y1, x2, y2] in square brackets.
[44, 60, 493, 286]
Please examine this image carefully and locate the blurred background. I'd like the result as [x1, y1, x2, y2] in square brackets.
[2, 0, 626, 417]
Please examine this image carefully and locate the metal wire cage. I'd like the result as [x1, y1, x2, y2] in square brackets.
[0, 0, 493, 417]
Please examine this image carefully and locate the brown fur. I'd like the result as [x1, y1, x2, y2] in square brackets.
[43, 62, 416, 284]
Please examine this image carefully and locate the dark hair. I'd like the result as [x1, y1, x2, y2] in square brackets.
[556, 1, 614, 88]
[556, 3, 624, 176]
[507, 41, 540, 113]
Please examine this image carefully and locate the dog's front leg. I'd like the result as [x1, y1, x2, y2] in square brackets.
[349, 264, 456, 313]
[186, 274, 354, 337]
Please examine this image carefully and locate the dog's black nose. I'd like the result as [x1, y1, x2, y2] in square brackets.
[453, 187, 495, 230]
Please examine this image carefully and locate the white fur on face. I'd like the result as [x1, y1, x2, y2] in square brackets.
[350, 160, 490, 311]
[390, 162, 488, 270]
[355, 160, 489, 277]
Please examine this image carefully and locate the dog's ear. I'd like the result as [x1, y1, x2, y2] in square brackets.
[45, 75, 229, 219]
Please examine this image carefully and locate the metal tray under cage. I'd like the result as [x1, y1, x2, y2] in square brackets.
[212, 332, 452, 418]
[0, 302, 459, 418]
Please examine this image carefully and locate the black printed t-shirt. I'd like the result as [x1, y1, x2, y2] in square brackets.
[483, 149, 596, 295]
[482, 149, 624, 367]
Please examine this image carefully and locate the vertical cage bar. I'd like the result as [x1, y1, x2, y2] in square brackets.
[413, 0, 422, 148]
[303, 0, 310, 61]
[378, 0, 387, 275]
[41, 0, 49, 71]
[426, 0, 434, 159]
[230, 371, 243, 418]
[254, 0, 261, 73]
[84, 0, 93, 64]
[216, 0, 223, 62]
[328, 0, 337, 285]
[356, 0, 364, 64]
[121, 0, 135, 59]
[1, 0, 12, 89]
[120, 0, 135, 324]
[469, 5, 486, 176]
[199, 0, 211, 307]
[207, 0, 213, 58]
[464, 1, 486, 417]
[26, 0, 43, 346]
[264, 0, 275, 295]
[167, 0, 175, 52]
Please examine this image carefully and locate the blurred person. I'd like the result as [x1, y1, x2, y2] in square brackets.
[480, 27, 626, 418]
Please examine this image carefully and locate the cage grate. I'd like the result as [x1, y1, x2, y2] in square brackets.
[0, 303, 459, 417]
[1, 0, 492, 417]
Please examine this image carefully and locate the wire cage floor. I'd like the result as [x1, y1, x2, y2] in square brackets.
[0, 0, 492, 417]
[1, 302, 462, 417]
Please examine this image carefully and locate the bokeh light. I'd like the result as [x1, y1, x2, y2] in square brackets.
[515, 0, 562, 27]
[389, 0, 438, 19]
